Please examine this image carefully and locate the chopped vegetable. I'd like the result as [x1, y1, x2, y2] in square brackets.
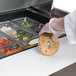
[5, 45, 23, 56]
[21, 22, 30, 26]
[0, 39, 10, 46]
[0, 39, 23, 56]
[1, 26, 17, 36]
[14, 35, 29, 41]
[17, 29, 29, 36]
[28, 44, 37, 48]
[0, 39, 10, 55]
[14, 35, 24, 40]
[29, 26, 34, 30]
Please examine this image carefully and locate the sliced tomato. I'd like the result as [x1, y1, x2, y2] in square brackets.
[0, 39, 10, 46]
[5, 45, 23, 56]
[0, 39, 7, 44]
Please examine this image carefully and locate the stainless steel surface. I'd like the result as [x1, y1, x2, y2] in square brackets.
[0, 1, 76, 75]
[32, 0, 53, 15]
[50, 8, 68, 18]
[0, 0, 52, 12]
[50, 63, 76, 76]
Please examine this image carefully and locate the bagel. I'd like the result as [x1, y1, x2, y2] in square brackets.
[38, 33, 60, 56]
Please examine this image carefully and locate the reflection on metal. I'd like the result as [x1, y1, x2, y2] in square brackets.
[50, 8, 68, 18]
[0, 0, 52, 13]
[32, 1, 53, 15]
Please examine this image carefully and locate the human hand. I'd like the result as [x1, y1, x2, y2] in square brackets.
[39, 18, 65, 41]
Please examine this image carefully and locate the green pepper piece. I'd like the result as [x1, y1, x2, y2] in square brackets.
[21, 22, 30, 26]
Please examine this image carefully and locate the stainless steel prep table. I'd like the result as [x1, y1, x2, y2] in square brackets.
[0, 37, 76, 76]
[0, 0, 76, 76]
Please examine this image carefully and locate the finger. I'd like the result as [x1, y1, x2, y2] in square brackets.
[39, 30, 44, 36]
[52, 34, 58, 42]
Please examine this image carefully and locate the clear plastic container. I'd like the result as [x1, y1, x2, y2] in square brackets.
[0, 21, 35, 46]
[12, 17, 44, 33]
[0, 51, 4, 58]
[0, 32, 24, 58]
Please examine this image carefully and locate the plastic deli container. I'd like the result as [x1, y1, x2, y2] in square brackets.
[0, 21, 36, 47]
[11, 17, 44, 33]
[0, 31, 24, 59]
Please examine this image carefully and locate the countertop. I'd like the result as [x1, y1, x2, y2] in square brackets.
[0, 37, 76, 76]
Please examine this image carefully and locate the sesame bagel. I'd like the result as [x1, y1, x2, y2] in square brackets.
[38, 33, 60, 56]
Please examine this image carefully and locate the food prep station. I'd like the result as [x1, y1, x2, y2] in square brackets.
[0, 7, 50, 59]
[0, 0, 67, 59]
[0, 0, 76, 76]
[0, 15, 44, 58]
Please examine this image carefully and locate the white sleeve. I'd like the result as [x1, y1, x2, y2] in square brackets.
[64, 10, 76, 44]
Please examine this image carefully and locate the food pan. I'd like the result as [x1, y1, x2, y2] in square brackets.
[0, 21, 36, 47]
[11, 17, 44, 33]
[0, 31, 25, 58]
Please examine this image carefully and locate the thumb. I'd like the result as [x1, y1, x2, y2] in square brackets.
[52, 34, 58, 42]
[39, 30, 44, 36]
